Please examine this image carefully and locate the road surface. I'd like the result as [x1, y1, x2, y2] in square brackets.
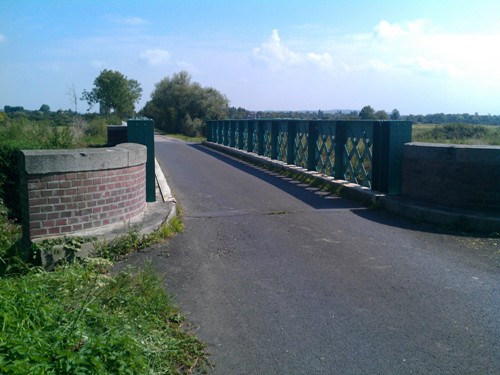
[120, 136, 499, 374]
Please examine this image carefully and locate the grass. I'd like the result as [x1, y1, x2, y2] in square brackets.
[155, 131, 206, 143]
[0, 262, 208, 374]
[0, 200, 209, 374]
[412, 123, 500, 145]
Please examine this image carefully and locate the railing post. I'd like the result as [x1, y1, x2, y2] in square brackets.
[287, 121, 297, 165]
[247, 121, 254, 152]
[238, 121, 244, 150]
[372, 121, 412, 194]
[271, 121, 279, 160]
[229, 121, 236, 147]
[206, 121, 212, 142]
[334, 121, 346, 180]
[223, 121, 229, 146]
[307, 121, 318, 171]
[257, 121, 264, 156]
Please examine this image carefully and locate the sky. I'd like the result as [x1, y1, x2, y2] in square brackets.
[1, 0, 500, 115]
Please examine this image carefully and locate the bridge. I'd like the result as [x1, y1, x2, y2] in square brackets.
[117, 134, 499, 374]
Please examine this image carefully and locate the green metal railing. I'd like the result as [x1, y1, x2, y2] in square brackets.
[206, 120, 412, 194]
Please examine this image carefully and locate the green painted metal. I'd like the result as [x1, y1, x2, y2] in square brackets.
[206, 119, 412, 194]
[127, 118, 156, 202]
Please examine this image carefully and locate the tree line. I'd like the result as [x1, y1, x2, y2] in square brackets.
[3, 70, 500, 135]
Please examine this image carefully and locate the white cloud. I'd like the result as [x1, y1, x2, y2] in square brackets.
[252, 19, 500, 86]
[106, 15, 149, 26]
[374, 19, 429, 39]
[139, 49, 170, 66]
[399, 57, 463, 78]
[0, 33, 6, 43]
[252, 29, 302, 69]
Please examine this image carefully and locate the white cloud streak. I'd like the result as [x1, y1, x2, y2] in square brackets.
[139, 49, 170, 66]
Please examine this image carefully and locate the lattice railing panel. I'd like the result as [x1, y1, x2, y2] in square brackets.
[277, 123, 288, 162]
[294, 126, 308, 169]
[342, 125, 373, 187]
[263, 124, 273, 158]
[316, 123, 336, 176]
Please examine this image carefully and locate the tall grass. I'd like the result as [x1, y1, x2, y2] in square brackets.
[412, 123, 500, 145]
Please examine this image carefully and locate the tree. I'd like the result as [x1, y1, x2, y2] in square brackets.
[359, 105, 375, 120]
[375, 110, 388, 120]
[141, 71, 228, 135]
[390, 109, 400, 120]
[39, 104, 50, 113]
[81, 69, 142, 118]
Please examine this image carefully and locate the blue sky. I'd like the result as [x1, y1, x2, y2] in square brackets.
[1, 0, 500, 115]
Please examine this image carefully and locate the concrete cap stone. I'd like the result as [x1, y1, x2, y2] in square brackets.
[21, 143, 147, 175]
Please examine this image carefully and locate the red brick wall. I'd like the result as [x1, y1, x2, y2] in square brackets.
[403, 143, 500, 212]
[27, 165, 146, 238]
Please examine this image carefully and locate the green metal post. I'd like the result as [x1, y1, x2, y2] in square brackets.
[238, 121, 244, 150]
[287, 121, 296, 165]
[247, 121, 254, 152]
[271, 121, 279, 160]
[206, 121, 212, 142]
[334, 121, 347, 180]
[223, 121, 229, 146]
[307, 121, 318, 171]
[127, 118, 156, 202]
[257, 121, 264, 156]
[229, 121, 236, 148]
[372, 121, 412, 194]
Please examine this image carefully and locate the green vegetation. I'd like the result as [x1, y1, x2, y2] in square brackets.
[412, 123, 500, 145]
[0, 261, 208, 374]
[0, 114, 110, 219]
[141, 71, 228, 137]
[81, 69, 142, 119]
[162, 133, 207, 143]
[0, 197, 209, 373]
[0, 104, 209, 373]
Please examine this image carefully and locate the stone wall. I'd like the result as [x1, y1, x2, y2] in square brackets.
[403, 143, 500, 212]
[20, 143, 147, 240]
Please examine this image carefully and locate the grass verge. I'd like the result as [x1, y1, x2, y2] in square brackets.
[0, 209, 210, 374]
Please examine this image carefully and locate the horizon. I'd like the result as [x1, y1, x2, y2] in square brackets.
[1, 0, 500, 115]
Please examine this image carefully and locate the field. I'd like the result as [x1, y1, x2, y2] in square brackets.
[412, 123, 500, 145]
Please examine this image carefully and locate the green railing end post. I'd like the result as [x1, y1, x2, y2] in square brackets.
[127, 117, 156, 202]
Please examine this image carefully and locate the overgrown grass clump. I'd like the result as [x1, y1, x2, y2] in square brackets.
[0, 262, 207, 374]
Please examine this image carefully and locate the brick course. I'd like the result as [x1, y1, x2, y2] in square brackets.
[26, 164, 146, 239]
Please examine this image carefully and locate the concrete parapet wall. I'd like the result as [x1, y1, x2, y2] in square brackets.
[20, 143, 147, 239]
[403, 143, 500, 212]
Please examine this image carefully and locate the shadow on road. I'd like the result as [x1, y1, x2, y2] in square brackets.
[190, 143, 359, 210]
[189, 143, 496, 238]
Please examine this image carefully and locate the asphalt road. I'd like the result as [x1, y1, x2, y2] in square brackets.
[120, 136, 499, 374]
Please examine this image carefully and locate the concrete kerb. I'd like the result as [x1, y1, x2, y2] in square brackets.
[202, 141, 500, 234]
[37, 158, 177, 269]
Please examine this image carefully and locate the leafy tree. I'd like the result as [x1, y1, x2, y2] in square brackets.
[359, 105, 375, 120]
[39, 104, 50, 113]
[81, 69, 142, 119]
[375, 110, 388, 120]
[141, 71, 228, 135]
[390, 109, 400, 120]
